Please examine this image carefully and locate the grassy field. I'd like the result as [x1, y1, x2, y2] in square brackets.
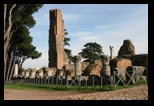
[4, 79, 146, 92]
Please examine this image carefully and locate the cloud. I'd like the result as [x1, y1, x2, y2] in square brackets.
[24, 4, 148, 69]
[96, 25, 110, 30]
[63, 13, 81, 21]
[78, 36, 101, 42]
[32, 6, 49, 26]
[68, 15, 148, 56]
[133, 41, 148, 54]
[29, 28, 48, 37]
[67, 26, 101, 32]
[70, 31, 93, 37]
[23, 48, 48, 69]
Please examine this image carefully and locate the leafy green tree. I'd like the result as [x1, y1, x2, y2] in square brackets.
[64, 29, 73, 62]
[79, 42, 104, 61]
[64, 29, 70, 46]
[4, 4, 43, 83]
[64, 48, 74, 63]
[6, 22, 42, 83]
[16, 44, 42, 72]
[5, 26, 29, 82]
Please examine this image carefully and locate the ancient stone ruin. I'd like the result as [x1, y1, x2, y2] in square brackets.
[13, 64, 18, 78]
[11, 9, 148, 88]
[126, 66, 146, 84]
[118, 39, 135, 57]
[130, 54, 148, 66]
[101, 55, 111, 77]
[83, 60, 102, 76]
[49, 9, 69, 70]
[24, 68, 30, 78]
[62, 62, 89, 78]
[30, 68, 37, 78]
[42, 67, 57, 77]
[110, 46, 114, 59]
[110, 58, 132, 80]
[110, 58, 132, 71]
[74, 54, 82, 76]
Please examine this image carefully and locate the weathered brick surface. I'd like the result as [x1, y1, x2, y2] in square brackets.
[49, 9, 66, 70]
[42, 67, 57, 77]
[110, 58, 132, 80]
[81, 62, 89, 72]
[83, 60, 102, 76]
[110, 58, 132, 71]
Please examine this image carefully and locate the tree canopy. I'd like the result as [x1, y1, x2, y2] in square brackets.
[4, 4, 43, 83]
[64, 29, 73, 62]
[64, 29, 70, 46]
[79, 42, 104, 61]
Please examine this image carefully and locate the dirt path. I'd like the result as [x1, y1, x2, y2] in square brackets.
[4, 85, 148, 100]
[4, 89, 84, 100]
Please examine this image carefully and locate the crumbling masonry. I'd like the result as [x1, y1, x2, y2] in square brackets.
[49, 9, 65, 70]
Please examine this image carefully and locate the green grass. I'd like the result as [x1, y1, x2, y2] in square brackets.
[4, 84, 49, 90]
[4, 83, 107, 92]
[4, 79, 146, 92]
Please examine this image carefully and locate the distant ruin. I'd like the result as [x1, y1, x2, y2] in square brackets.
[48, 9, 68, 70]
[8, 8, 148, 90]
[118, 39, 135, 57]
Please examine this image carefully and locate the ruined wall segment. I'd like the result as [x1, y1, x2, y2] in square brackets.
[118, 39, 135, 57]
[49, 9, 65, 70]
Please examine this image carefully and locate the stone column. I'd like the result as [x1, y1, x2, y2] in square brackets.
[74, 55, 82, 77]
[38, 69, 44, 78]
[47, 70, 53, 77]
[101, 55, 110, 76]
[24, 69, 30, 78]
[13, 64, 18, 77]
[19, 69, 25, 78]
[30, 69, 36, 78]
[110, 46, 114, 59]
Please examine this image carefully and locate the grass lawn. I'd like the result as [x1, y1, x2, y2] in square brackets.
[4, 79, 146, 92]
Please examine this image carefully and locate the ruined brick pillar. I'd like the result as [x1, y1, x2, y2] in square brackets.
[49, 9, 65, 70]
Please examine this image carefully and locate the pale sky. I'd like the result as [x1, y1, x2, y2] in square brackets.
[23, 4, 148, 69]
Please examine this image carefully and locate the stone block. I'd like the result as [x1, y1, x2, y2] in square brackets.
[126, 66, 146, 84]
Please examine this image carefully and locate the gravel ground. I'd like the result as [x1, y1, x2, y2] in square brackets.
[4, 85, 148, 100]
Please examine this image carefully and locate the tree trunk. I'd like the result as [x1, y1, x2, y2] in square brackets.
[9, 55, 16, 82]
[18, 56, 27, 73]
[4, 37, 11, 81]
[18, 57, 22, 73]
[4, 4, 16, 82]
[4, 4, 7, 35]
[4, 4, 16, 40]
[4, 58, 6, 82]
[4, 51, 8, 82]
[5, 51, 13, 84]
[4, 4, 16, 58]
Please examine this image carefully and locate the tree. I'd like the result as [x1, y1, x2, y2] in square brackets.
[64, 29, 70, 46]
[64, 48, 74, 63]
[16, 43, 42, 73]
[64, 29, 73, 62]
[6, 25, 42, 83]
[79, 42, 104, 61]
[4, 4, 43, 83]
[4, 4, 17, 82]
[11, 26, 42, 73]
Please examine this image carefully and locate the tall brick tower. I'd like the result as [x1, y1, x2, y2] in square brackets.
[49, 9, 65, 70]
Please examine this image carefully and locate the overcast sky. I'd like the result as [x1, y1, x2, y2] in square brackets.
[23, 4, 148, 69]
